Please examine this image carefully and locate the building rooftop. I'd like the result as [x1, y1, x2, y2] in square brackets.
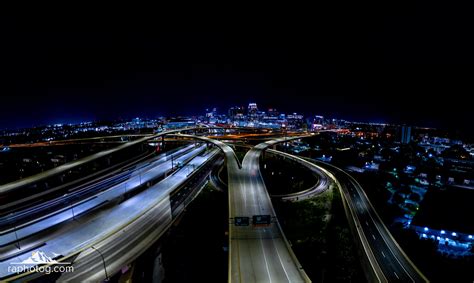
[412, 186, 474, 235]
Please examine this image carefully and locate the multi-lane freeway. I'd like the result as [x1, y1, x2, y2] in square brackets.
[225, 135, 426, 282]
[266, 149, 330, 202]
[264, 146, 428, 282]
[229, 136, 310, 283]
[0, 144, 198, 229]
[0, 144, 206, 248]
[0, 142, 219, 281]
[0, 129, 429, 282]
[56, 149, 220, 282]
[314, 160, 428, 282]
[176, 134, 311, 282]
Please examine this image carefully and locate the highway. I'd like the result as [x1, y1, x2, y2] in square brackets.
[0, 144, 197, 229]
[0, 144, 206, 247]
[0, 128, 274, 281]
[0, 126, 264, 204]
[0, 129, 428, 282]
[0, 126, 216, 198]
[1, 148, 220, 281]
[277, 154, 428, 283]
[229, 136, 310, 283]
[327, 163, 427, 282]
[176, 134, 310, 282]
[266, 149, 330, 202]
[56, 149, 220, 282]
[0, 133, 162, 196]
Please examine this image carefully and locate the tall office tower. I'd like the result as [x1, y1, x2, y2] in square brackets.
[314, 115, 324, 125]
[248, 103, 258, 119]
[228, 106, 244, 121]
[401, 125, 412, 144]
[267, 108, 279, 118]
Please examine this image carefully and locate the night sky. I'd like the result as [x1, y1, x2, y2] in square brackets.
[5, 7, 473, 135]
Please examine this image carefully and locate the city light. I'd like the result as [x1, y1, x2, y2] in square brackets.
[4, 15, 473, 282]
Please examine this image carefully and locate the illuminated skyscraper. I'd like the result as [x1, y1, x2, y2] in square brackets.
[248, 103, 258, 120]
[228, 106, 244, 121]
[401, 125, 412, 144]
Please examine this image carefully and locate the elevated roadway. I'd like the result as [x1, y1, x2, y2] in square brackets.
[230, 136, 311, 283]
[314, 160, 428, 282]
[266, 149, 330, 202]
[178, 134, 311, 282]
[0, 144, 206, 247]
[1, 148, 220, 281]
[264, 150, 428, 283]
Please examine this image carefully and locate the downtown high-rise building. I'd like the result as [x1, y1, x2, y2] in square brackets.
[248, 103, 258, 120]
[401, 125, 412, 144]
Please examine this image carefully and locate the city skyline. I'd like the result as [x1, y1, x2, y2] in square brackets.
[7, 12, 473, 134]
[3, 9, 474, 281]
[0, 96, 467, 132]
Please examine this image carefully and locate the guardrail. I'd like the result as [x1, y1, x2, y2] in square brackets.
[256, 159, 312, 282]
[294, 156, 428, 282]
[268, 151, 387, 282]
[0, 145, 206, 247]
[170, 134, 243, 169]
[313, 160, 428, 282]
[3, 149, 220, 282]
[247, 136, 313, 282]
[266, 149, 328, 201]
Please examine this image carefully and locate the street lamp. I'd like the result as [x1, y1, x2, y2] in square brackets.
[91, 246, 109, 281]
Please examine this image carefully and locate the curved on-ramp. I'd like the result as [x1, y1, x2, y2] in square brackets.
[265, 150, 429, 283]
[179, 134, 311, 282]
[265, 149, 330, 202]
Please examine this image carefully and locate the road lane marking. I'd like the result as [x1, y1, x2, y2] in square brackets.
[272, 239, 291, 283]
[365, 221, 369, 226]
[348, 179, 416, 283]
[372, 234, 376, 240]
[260, 238, 273, 283]
[394, 272, 399, 279]
[236, 238, 242, 283]
[382, 251, 386, 258]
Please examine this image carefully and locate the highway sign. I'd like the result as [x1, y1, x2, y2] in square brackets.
[234, 217, 250, 226]
[252, 215, 272, 225]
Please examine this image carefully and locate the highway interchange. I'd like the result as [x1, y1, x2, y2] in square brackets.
[229, 136, 310, 283]
[313, 160, 428, 282]
[1, 142, 219, 281]
[0, 128, 428, 282]
[265, 149, 428, 282]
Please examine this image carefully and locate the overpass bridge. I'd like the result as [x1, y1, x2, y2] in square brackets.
[263, 148, 428, 283]
[0, 127, 272, 281]
[0, 128, 428, 282]
[175, 134, 311, 282]
[1, 144, 221, 281]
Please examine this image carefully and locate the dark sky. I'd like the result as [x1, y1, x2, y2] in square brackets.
[4, 6, 473, 134]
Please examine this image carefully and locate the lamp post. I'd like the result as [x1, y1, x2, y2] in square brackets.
[91, 246, 109, 281]
[14, 227, 20, 250]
